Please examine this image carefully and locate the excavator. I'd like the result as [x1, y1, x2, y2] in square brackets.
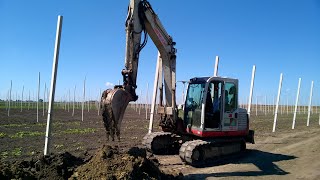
[101, 0, 255, 166]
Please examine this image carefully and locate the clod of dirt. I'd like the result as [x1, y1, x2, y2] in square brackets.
[70, 145, 182, 180]
[0, 152, 84, 180]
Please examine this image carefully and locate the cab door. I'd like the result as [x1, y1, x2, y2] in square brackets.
[204, 81, 222, 129]
[221, 81, 238, 131]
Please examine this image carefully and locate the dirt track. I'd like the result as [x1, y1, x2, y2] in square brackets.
[157, 126, 320, 179]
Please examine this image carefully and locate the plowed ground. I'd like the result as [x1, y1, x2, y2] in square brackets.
[0, 106, 319, 179]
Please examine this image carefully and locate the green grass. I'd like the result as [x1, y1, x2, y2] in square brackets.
[11, 147, 22, 156]
[0, 121, 81, 128]
[9, 131, 45, 138]
[0, 123, 28, 128]
[62, 128, 96, 134]
[0, 148, 22, 159]
[0, 132, 6, 138]
[1, 151, 9, 159]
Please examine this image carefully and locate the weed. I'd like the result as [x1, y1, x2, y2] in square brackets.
[63, 128, 96, 134]
[0, 132, 6, 138]
[54, 144, 64, 149]
[1, 151, 9, 159]
[0, 123, 28, 128]
[9, 131, 45, 138]
[11, 147, 22, 156]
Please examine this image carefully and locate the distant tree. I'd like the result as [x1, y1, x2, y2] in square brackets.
[39, 99, 44, 102]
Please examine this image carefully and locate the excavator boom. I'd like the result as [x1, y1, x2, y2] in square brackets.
[101, 0, 177, 141]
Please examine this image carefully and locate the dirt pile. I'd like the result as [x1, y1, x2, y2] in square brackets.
[0, 152, 84, 180]
[0, 145, 182, 179]
[71, 145, 181, 179]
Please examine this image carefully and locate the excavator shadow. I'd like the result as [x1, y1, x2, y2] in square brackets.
[184, 149, 297, 178]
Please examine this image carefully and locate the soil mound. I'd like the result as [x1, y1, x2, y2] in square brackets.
[0, 146, 182, 179]
[0, 152, 84, 179]
[71, 145, 180, 179]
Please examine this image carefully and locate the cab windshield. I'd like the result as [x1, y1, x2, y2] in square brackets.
[184, 83, 206, 127]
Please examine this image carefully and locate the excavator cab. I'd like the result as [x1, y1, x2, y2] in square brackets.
[183, 76, 249, 138]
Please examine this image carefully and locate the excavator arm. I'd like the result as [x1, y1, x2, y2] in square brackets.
[101, 0, 177, 141]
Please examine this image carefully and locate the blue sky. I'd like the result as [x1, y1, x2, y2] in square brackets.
[0, 0, 320, 105]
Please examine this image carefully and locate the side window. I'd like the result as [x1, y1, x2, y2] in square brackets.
[224, 82, 237, 112]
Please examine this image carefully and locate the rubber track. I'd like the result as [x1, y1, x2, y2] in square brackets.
[180, 140, 209, 166]
[179, 140, 204, 160]
[142, 132, 173, 154]
[180, 139, 245, 166]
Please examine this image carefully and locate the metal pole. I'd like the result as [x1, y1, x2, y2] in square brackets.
[43, 83, 46, 116]
[44, 15, 63, 156]
[292, 78, 301, 129]
[21, 85, 24, 112]
[146, 83, 149, 119]
[68, 89, 70, 112]
[214, 56, 219, 77]
[149, 53, 160, 133]
[72, 85, 76, 116]
[247, 65, 256, 117]
[97, 88, 101, 116]
[82, 77, 86, 121]
[8, 80, 12, 116]
[287, 95, 289, 115]
[139, 90, 142, 115]
[273, 73, 283, 132]
[37, 72, 40, 122]
[255, 97, 258, 116]
[265, 95, 267, 116]
[307, 81, 314, 126]
[28, 90, 30, 110]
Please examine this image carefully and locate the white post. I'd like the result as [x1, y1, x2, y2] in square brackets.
[273, 95, 275, 115]
[8, 80, 12, 116]
[37, 72, 40, 122]
[82, 77, 86, 121]
[307, 81, 314, 126]
[292, 78, 301, 129]
[44, 15, 63, 155]
[28, 90, 30, 110]
[247, 65, 256, 117]
[146, 83, 149, 120]
[87, 91, 90, 112]
[264, 95, 267, 116]
[72, 85, 76, 116]
[139, 90, 142, 115]
[97, 88, 101, 116]
[46, 88, 49, 112]
[149, 54, 160, 133]
[255, 97, 258, 116]
[21, 85, 24, 112]
[43, 83, 46, 116]
[214, 56, 219, 77]
[273, 73, 283, 132]
[6, 90, 9, 110]
[68, 88, 70, 112]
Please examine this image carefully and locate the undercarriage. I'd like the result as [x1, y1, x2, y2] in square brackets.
[142, 131, 247, 166]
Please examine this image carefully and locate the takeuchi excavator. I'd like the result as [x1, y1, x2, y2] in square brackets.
[101, 0, 255, 166]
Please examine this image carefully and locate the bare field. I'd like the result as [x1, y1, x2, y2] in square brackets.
[0, 106, 319, 179]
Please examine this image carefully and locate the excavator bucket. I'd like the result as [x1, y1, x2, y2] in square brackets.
[101, 88, 131, 141]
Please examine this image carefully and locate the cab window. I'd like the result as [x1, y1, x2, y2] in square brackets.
[224, 82, 237, 112]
